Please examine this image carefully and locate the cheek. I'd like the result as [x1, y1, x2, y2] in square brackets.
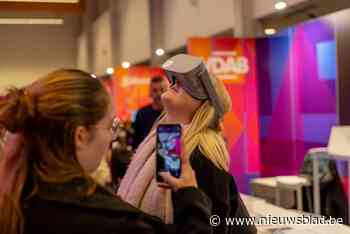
[100, 131, 112, 152]
[92, 130, 110, 156]
[162, 90, 191, 112]
[161, 91, 175, 108]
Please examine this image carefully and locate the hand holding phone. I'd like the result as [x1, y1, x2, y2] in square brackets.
[156, 124, 198, 191]
[156, 124, 182, 182]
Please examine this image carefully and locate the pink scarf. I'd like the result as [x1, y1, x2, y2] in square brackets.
[117, 129, 174, 223]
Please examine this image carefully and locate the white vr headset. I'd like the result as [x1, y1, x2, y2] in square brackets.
[162, 54, 225, 118]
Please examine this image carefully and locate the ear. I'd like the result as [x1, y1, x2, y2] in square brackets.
[75, 126, 90, 151]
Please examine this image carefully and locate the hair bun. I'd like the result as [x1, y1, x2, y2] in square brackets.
[0, 88, 36, 132]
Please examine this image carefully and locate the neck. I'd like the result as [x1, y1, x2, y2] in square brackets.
[152, 103, 163, 111]
[166, 114, 191, 125]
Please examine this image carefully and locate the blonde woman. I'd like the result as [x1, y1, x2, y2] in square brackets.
[118, 54, 256, 234]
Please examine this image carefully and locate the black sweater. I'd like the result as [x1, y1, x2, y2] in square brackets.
[190, 147, 257, 234]
[22, 179, 212, 234]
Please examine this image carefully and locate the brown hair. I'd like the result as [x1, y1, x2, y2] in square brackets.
[150, 76, 164, 84]
[0, 69, 110, 234]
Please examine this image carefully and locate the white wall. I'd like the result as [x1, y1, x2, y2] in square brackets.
[78, 0, 151, 71]
[77, 31, 89, 72]
[118, 0, 150, 64]
[252, 0, 307, 19]
[92, 10, 113, 75]
[78, 0, 236, 68]
[0, 20, 77, 92]
[80, 0, 312, 69]
[163, 0, 234, 51]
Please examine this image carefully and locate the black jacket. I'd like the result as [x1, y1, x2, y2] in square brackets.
[190, 148, 257, 234]
[132, 104, 162, 150]
[22, 179, 212, 234]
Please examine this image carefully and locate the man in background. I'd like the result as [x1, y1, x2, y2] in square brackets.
[132, 76, 167, 150]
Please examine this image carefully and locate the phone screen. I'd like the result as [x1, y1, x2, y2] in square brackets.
[156, 124, 182, 182]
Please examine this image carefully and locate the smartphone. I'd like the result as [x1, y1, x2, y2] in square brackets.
[156, 124, 182, 182]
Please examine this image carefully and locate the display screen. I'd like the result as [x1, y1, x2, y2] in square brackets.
[156, 124, 182, 181]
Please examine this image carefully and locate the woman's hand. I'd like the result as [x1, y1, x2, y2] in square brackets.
[158, 142, 198, 192]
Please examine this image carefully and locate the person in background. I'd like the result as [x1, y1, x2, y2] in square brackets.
[110, 147, 132, 191]
[0, 69, 213, 234]
[132, 76, 167, 150]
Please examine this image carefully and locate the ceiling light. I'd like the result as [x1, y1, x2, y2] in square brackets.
[121, 61, 130, 69]
[264, 28, 277, 35]
[106, 67, 114, 75]
[0, 0, 79, 3]
[0, 18, 64, 25]
[155, 48, 165, 56]
[274, 1, 288, 10]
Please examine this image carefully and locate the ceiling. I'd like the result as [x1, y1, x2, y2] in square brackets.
[260, 0, 350, 32]
[0, 0, 83, 24]
[1, 0, 350, 35]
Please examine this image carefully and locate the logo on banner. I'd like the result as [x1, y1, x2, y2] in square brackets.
[121, 76, 150, 88]
[206, 51, 249, 82]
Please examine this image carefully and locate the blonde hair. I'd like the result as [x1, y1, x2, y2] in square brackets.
[157, 75, 232, 171]
[91, 152, 112, 186]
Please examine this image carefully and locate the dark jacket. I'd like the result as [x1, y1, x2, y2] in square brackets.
[132, 104, 162, 150]
[22, 179, 212, 234]
[190, 148, 257, 234]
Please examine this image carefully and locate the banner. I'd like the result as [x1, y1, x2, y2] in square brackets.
[257, 19, 337, 177]
[113, 66, 164, 122]
[188, 38, 260, 192]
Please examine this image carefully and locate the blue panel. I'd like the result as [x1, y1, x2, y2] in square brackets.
[259, 116, 272, 138]
[316, 41, 336, 80]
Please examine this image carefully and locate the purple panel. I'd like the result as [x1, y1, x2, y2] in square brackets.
[301, 114, 337, 143]
[257, 18, 337, 178]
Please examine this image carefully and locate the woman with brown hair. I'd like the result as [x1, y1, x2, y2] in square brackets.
[0, 69, 212, 234]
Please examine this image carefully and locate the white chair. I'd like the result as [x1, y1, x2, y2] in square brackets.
[275, 176, 311, 211]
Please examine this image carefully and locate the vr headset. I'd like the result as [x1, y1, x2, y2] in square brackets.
[162, 54, 225, 118]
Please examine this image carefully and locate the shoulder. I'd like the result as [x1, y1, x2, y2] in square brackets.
[189, 147, 233, 183]
[23, 186, 161, 234]
[138, 104, 153, 114]
[189, 148, 238, 204]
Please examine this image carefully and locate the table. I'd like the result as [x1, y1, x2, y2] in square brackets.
[241, 193, 350, 234]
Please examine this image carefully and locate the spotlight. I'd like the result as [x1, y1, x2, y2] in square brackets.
[274, 1, 287, 10]
[264, 28, 277, 35]
[106, 67, 114, 74]
[155, 48, 165, 56]
[122, 62, 131, 69]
